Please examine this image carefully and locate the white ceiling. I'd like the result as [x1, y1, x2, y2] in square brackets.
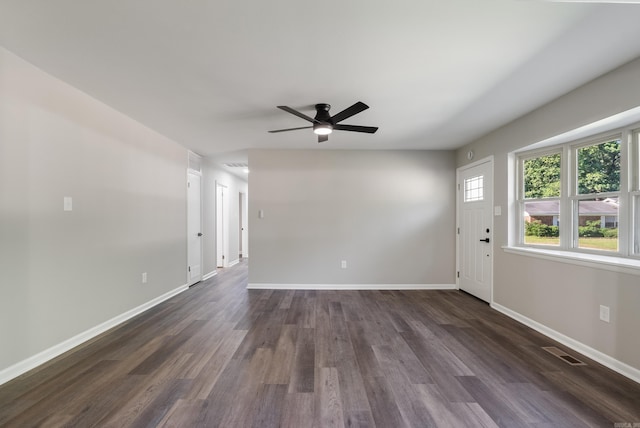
[2, 0, 640, 165]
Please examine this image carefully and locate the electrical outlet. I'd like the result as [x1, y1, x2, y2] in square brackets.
[599, 305, 610, 323]
[142, 272, 147, 284]
[341, 260, 347, 269]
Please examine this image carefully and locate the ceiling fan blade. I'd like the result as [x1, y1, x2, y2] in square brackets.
[330, 101, 369, 124]
[268, 126, 313, 133]
[318, 134, 329, 143]
[333, 124, 378, 134]
[277, 106, 317, 123]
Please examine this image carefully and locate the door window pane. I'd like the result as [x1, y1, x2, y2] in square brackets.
[523, 200, 560, 246]
[577, 140, 621, 194]
[524, 153, 561, 198]
[464, 175, 483, 202]
[577, 198, 618, 252]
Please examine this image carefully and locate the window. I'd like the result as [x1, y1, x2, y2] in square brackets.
[574, 139, 620, 252]
[464, 175, 484, 202]
[517, 126, 640, 259]
[521, 152, 561, 246]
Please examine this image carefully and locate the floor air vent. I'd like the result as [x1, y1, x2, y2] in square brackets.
[542, 346, 587, 366]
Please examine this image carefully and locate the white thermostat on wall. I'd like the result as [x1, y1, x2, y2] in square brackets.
[467, 150, 474, 160]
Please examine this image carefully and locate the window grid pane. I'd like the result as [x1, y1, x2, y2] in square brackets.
[464, 175, 484, 202]
[524, 153, 561, 199]
[635, 194, 640, 255]
[635, 132, 640, 255]
[523, 200, 560, 246]
[577, 140, 621, 195]
[634, 131, 640, 192]
[575, 198, 619, 252]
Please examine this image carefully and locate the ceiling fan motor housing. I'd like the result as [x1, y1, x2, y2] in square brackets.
[314, 103, 332, 123]
[313, 103, 333, 134]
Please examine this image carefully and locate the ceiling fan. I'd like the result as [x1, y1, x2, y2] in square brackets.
[268, 101, 378, 143]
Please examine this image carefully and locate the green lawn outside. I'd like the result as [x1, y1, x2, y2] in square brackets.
[524, 236, 559, 246]
[524, 236, 618, 251]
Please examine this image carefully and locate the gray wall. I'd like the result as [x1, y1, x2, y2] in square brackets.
[248, 149, 456, 285]
[456, 56, 640, 371]
[0, 47, 188, 372]
[201, 160, 248, 276]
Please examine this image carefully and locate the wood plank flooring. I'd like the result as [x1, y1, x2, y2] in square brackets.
[1, 259, 639, 427]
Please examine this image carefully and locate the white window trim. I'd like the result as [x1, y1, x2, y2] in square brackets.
[507, 109, 640, 268]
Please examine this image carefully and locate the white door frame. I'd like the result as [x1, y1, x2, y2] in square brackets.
[239, 191, 247, 258]
[241, 191, 248, 258]
[216, 182, 229, 268]
[456, 156, 494, 303]
[187, 170, 203, 286]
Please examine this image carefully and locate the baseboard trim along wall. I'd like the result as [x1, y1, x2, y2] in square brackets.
[0, 283, 189, 387]
[247, 283, 457, 290]
[202, 271, 217, 281]
[492, 302, 640, 385]
[228, 259, 240, 268]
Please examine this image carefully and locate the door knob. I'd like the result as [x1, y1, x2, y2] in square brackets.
[197, 233, 203, 237]
[479, 238, 490, 243]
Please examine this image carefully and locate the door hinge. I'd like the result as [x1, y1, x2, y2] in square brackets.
[457, 227, 460, 234]
[457, 271, 460, 278]
[222, 255, 225, 260]
[457, 183, 460, 191]
[188, 266, 191, 272]
[188, 182, 191, 188]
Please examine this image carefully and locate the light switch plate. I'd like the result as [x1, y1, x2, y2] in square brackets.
[64, 197, 73, 211]
[494, 206, 502, 216]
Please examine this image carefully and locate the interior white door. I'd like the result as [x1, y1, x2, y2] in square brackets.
[458, 159, 493, 303]
[216, 183, 228, 268]
[187, 172, 202, 285]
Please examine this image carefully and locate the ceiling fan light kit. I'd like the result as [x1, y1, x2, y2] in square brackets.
[269, 101, 378, 143]
[313, 124, 333, 135]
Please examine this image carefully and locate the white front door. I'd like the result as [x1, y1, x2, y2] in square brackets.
[457, 158, 493, 303]
[187, 172, 203, 285]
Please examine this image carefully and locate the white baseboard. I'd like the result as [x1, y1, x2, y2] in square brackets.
[0, 283, 189, 387]
[202, 271, 217, 281]
[227, 259, 240, 268]
[491, 302, 640, 384]
[247, 283, 457, 290]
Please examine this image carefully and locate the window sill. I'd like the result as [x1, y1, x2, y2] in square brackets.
[502, 246, 640, 276]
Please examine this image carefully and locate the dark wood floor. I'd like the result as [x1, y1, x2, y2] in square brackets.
[1, 260, 639, 427]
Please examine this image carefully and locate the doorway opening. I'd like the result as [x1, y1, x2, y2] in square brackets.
[239, 192, 247, 259]
[216, 182, 229, 268]
[187, 170, 203, 286]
